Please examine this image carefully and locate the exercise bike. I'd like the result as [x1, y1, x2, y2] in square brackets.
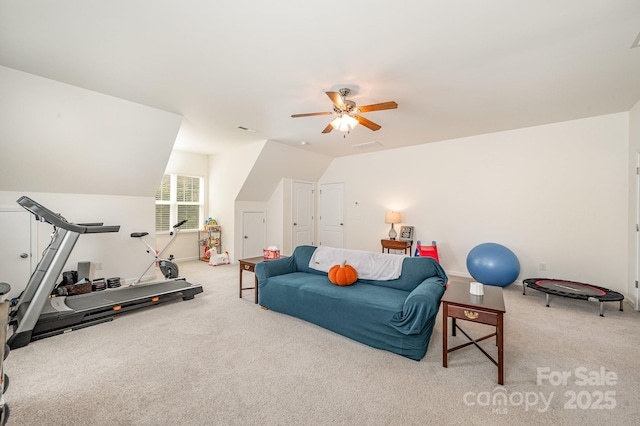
[130, 219, 187, 285]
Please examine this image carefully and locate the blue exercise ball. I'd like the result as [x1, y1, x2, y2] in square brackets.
[466, 243, 520, 287]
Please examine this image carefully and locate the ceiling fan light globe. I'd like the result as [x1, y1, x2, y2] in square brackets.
[344, 114, 358, 128]
[330, 114, 359, 132]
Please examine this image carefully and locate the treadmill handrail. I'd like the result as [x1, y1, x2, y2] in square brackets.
[17, 196, 120, 234]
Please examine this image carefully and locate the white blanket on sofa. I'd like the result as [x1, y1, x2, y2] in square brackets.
[308, 246, 406, 281]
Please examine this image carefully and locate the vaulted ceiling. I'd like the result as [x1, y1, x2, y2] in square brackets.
[1, 1, 639, 158]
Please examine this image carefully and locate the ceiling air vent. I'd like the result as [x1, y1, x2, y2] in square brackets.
[351, 141, 383, 150]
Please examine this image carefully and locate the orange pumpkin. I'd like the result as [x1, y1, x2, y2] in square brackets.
[328, 261, 358, 286]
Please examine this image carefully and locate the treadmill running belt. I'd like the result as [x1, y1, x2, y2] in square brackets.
[64, 280, 199, 311]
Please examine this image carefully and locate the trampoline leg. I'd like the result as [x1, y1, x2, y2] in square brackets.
[545, 294, 550, 307]
[522, 284, 526, 296]
[599, 302, 604, 317]
[619, 300, 624, 312]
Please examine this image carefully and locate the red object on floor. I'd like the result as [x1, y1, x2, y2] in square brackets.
[416, 241, 446, 287]
[416, 240, 440, 263]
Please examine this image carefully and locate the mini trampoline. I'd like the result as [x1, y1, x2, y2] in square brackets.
[522, 278, 624, 317]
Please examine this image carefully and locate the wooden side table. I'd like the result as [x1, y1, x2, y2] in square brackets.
[442, 283, 506, 384]
[238, 256, 287, 304]
[381, 239, 412, 255]
[238, 256, 266, 304]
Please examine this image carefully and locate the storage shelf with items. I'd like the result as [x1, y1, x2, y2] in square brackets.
[199, 225, 221, 262]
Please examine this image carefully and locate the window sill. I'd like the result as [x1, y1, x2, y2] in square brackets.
[156, 229, 200, 236]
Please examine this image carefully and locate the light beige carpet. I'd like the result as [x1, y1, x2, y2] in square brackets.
[4, 261, 640, 425]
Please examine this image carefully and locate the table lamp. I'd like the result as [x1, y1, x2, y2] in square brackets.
[385, 211, 401, 240]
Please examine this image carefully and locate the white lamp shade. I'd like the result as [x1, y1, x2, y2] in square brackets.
[385, 211, 401, 224]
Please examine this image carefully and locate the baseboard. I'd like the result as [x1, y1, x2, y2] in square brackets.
[627, 298, 639, 311]
[177, 256, 199, 262]
[123, 274, 157, 286]
[445, 270, 524, 287]
[123, 256, 203, 284]
[446, 270, 472, 280]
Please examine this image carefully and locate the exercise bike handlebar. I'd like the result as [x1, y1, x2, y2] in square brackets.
[17, 196, 121, 234]
[173, 219, 187, 229]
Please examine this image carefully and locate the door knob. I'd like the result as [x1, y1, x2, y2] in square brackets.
[244, 236, 248, 239]
[20, 253, 29, 258]
[293, 223, 297, 226]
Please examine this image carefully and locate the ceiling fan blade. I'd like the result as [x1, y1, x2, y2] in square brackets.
[291, 111, 334, 118]
[357, 101, 398, 113]
[354, 115, 381, 131]
[321, 123, 334, 133]
[326, 91, 345, 109]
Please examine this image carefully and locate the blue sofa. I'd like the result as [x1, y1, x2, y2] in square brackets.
[255, 245, 448, 361]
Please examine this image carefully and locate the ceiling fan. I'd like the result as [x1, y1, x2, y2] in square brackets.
[291, 88, 398, 134]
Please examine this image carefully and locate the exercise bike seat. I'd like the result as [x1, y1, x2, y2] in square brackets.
[130, 232, 149, 238]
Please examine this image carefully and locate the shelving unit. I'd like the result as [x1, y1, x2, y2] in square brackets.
[199, 227, 221, 261]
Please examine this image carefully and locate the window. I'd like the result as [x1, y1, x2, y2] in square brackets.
[155, 174, 203, 232]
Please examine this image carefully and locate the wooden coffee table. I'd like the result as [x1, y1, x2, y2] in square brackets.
[442, 283, 506, 384]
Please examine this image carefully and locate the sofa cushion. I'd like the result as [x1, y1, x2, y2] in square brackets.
[289, 245, 447, 293]
[309, 246, 405, 280]
[261, 273, 409, 329]
[291, 245, 327, 275]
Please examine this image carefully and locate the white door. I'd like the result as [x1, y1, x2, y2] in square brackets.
[0, 209, 35, 299]
[292, 181, 314, 248]
[319, 183, 344, 248]
[242, 211, 265, 258]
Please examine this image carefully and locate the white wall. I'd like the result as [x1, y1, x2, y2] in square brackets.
[0, 67, 183, 286]
[209, 140, 330, 261]
[164, 150, 209, 178]
[237, 140, 332, 201]
[209, 141, 266, 261]
[157, 150, 210, 262]
[234, 201, 268, 260]
[267, 180, 285, 253]
[229, 141, 331, 260]
[320, 113, 630, 295]
[0, 66, 182, 196]
[281, 179, 294, 255]
[628, 100, 640, 308]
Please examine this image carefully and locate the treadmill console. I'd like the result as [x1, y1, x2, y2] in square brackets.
[17, 196, 120, 234]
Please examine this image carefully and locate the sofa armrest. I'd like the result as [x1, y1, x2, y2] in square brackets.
[255, 256, 296, 286]
[389, 276, 447, 335]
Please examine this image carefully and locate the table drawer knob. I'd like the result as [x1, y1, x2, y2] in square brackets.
[464, 310, 479, 320]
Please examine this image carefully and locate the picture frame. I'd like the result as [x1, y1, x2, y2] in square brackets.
[399, 226, 414, 241]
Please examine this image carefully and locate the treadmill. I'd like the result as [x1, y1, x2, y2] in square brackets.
[8, 196, 203, 349]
